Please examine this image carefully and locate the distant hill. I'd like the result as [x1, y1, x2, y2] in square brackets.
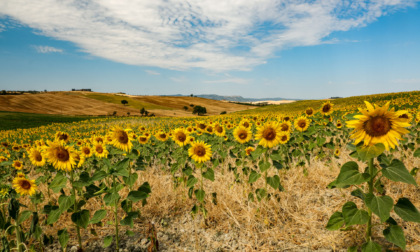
[168, 94, 298, 102]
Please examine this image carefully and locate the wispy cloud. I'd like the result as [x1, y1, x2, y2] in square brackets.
[203, 78, 250, 85]
[1, 0, 418, 71]
[33, 45, 63, 53]
[145, 70, 160, 75]
[0, 23, 5, 32]
[391, 78, 420, 84]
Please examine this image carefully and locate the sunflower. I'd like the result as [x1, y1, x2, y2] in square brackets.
[205, 125, 214, 135]
[138, 135, 150, 145]
[334, 149, 340, 157]
[279, 132, 290, 144]
[91, 135, 105, 144]
[255, 122, 282, 148]
[294, 116, 311, 132]
[28, 147, 46, 167]
[214, 123, 226, 137]
[55, 131, 71, 143]
[0, 156, 7, 162]
[13, 160, 23, 170]
[336, 120, 343, 129]
[188, 141, 212, 163]
[92, 143, 108, 158]
[346, 101, 410, 150]
[240, 119, 252, 129]
[396, 110, 412, 123]
[196, 121, 207, 131]
[320, 101, 334, 116]
[13, 177, 37, 196]
[155, 131, 169, 142]
[172, 128, 190, 147]
[44, 141, 77, 172]
[305, 107, 314, 117]
[16, 172, 25, 178]
[245, 146, 255, 156]
[233, 126, 252, 144]
[110, 127, 133, 152]
[279, 121, 292, 134]
[80, 145, 93, 158]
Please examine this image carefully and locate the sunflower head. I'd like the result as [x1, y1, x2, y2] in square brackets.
[279, 121, 292, 133]
[336, 120, 343, 129]
[94, 143, 109, 158]
[13, 177, 37, 196]
[305, 107, 314, 116]
[110, 127, 133, 152]
[188, 141, 212, 163]
[214, 124, 225, 137]
[13, 160, 23, 170]
[45, 141, 77, 172]
[55, 131, 71, 143]
[294, 116, 311, 132]
[321, 101, 334, 116]
[172, 128, 189, 147]
[233, 126, 252, 144]
[346, 101, 410, 150]
[255, 122, 282, 148]
[245, 147, 255, 156]
[81, 146, 93, 158]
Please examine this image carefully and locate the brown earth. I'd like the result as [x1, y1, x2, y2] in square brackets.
[0, 92, 255, 117]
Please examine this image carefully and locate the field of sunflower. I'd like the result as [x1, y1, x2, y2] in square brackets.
[0, 91, 419, 251]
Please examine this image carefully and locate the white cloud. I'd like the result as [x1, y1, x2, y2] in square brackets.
[0, 23, 5, 32]
[145, 70, 160, 75]
[0, 0, 418, 71]
[203, 78, 250, 85]
[33, 45, 63, 53]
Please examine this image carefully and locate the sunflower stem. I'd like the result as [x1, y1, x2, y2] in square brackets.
[365, 157, 375, 242]
[15, 224, 23, 252]
[70, 171, 82, 250]
[113, 175, 120, 252]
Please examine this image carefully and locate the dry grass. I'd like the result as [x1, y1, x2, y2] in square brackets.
[0, 92, 255, 117]
[21, 147, 420, 251]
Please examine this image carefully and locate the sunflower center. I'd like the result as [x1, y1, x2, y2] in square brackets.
[176, 133, 186, 142]
[194, 146, 206, 157]
[20, 180, 31, 190]
[160, 134, 166, 139]
[364, 116, 391, 137]
[15, 162, 22, 167]
[399, 114, 408, 119]
[216, 126, 223, 133]
[198, 124, 206, 130]
[306, 109, 313, 115]
[281, 135, 288, 141]
[299, 121, 306, 128]
[117, 131, 129, 144]
[140, 137, 147, 142]
[83, 148, 90, 155]
[206, 126, 213, 133]
[281, 124, 289, 131]
[322, 104, 331, 113]
[238, 131, 248, 140]
[96, 146, 103, 153]
[57, 148, 70, 162]
[243, 122, 250, 128]
[35, 153, 43, 162]
[58, 134, 68, 141]
[263, 128, 276, 141]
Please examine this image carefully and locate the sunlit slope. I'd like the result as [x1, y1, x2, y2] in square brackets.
[0, 91, 255, 117]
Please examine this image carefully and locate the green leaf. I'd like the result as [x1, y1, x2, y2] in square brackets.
[326, 211, 344, 230]
[342, 201, 369, 226]
[255, 188, 267, 202]
[413, 148, 420, 158]
[248, 170, 261, 184]
[364, 193, 394, 222]
[202, 168, 215, 182]
[335, 161, 370, 187]
[194, 189, 205, 202]
[394, 198, 420, 223]
[71, 209, 90, 229]
[383, 225, 406, 250]
[89, 209, 107, 224]
[138, 182, 151, 194]
[361, 240, 381, 252]
[272, 160, 283, 170]
[186, 176, 198, 188]
[270, 150, 282, 161]
[258, 160, 270, 173]
[126, 230, 135, 236]
[381, 159, 417, 186]
[103, 235, 113, 248]
[90, 171, 107, 182]
[47, 209, 62, 225]
[49, 172, 68, 193]
[251, 146, 264, 160]
[357, 143, 385, 161]
[350, 189, 365, 201]
[266, 175, 281, 190]
[58, 195, 75, 213]
[58, 229, 70, 249]
[103, 192, 120, 206]
[120, 212, 139, 228]
[347, 246, 357, 252]
[123, 173, 138, 187]
[17, 210, 32, 225]
[127, 191, 149, 203]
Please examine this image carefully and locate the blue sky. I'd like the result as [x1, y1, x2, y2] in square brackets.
[1, 0, 420, 99]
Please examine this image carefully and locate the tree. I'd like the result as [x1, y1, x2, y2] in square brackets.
[183, 106, 188, 111]
[140, 107, 146, 116]
[193, 105, 207, 116]
[190, 94, 193, 97]
[112, 111, 117, 116]
[121, 100, 128, 106]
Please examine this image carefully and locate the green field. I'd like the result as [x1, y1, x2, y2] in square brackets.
[0, 111, 100, 131]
